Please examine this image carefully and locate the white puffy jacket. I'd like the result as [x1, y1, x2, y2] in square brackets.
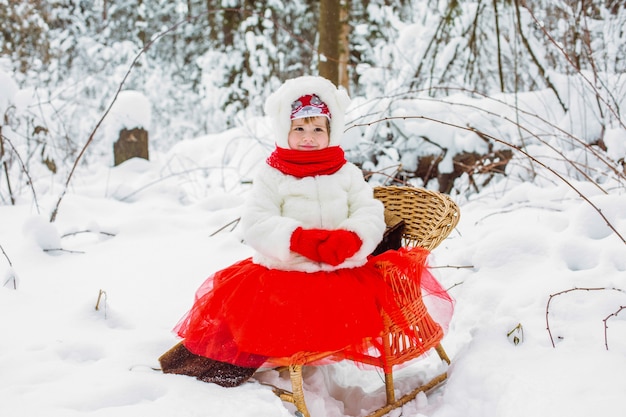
[242, 162, 385, 273]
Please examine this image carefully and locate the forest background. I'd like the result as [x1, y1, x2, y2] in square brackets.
[1, 2, 626, 416]
[1, 0, 624, 209]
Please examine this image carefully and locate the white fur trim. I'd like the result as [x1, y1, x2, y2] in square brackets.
[242, 162, 385, 272]
[264, 76, 351, 148]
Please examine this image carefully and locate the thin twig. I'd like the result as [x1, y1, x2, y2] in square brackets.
[507, 323, 524, 346]
[446, 281, 464, 292]
[60, 230, 116, 239]
[43, 248, 85, 254]
[95, 289, 107, 311]
[3, 272, 17, 290]
[0, 134, 40, 213]
[603, 305, 626, 350]
[0, 243, 12, 267]
[546, 287, 626, 348]
[1, 243, 17, 289]
[210, 218, 241, 236]
[95, 289, 108, 319]
[362, 165, 406, 184]
[0, 126, 15, 205]
[430, 265, 473, 270]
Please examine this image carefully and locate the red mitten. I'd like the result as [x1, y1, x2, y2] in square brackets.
[317, 230, 362, 266]
[290, 227, 331, 262]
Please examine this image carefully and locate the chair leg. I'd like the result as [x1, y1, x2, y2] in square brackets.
[289, 365, 310, 417]
[384, 371, 395, 405]
[380, 345, 449, 414]
[435, 343, 451, 364]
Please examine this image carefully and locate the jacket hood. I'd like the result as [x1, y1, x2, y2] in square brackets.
[264, 76, 351, 148]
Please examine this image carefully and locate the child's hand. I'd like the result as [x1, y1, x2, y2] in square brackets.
[290, 227, 362, 266]
[317, 230, 362, 266]
[290, 227, 331, 262]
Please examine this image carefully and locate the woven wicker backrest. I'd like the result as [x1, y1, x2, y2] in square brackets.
[373, 186, 460, 251]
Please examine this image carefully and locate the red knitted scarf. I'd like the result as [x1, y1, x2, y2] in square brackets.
[266, 146, 347, 178]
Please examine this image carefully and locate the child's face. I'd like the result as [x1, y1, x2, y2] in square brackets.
[287, 116, 330, 151]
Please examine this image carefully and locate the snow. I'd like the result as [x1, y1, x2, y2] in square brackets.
[104, 90, 152, 146]
[605, 128, 626, 162]
[2, 77, 626, 417]
[0, 69, 18, 116]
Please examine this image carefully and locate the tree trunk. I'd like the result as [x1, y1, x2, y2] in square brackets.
[114, 128, 149, 166]
[137, 0, 147, 45]
[338, 0, 351, 93]
[493, 0, 504, 92]
[318, 0, 340, 85]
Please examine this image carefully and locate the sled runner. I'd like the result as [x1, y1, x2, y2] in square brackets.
[274, 185, 460, 417]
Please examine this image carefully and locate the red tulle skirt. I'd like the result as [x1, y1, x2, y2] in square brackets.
[173, 247, 453, 368]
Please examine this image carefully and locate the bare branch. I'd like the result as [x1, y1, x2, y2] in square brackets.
[546, 287, 626, 348]
[603, 305, 626, 350]
[210, 218, 241, 237]
[43, 248, 85, 254]
[0, 134, 40, 213]
[0, 243, 12, 267]
[60, 230, 116, 239]
[348, 115, 626, 245]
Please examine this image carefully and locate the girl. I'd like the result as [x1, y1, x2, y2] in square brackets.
[160, 76, 451, 387]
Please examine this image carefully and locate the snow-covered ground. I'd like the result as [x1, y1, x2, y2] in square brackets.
[1, 114, 625, 417]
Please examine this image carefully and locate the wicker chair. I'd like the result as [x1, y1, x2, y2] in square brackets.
[275, 186, 460, 417]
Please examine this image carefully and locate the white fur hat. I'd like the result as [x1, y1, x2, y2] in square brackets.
[264, 76, 351, 148]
